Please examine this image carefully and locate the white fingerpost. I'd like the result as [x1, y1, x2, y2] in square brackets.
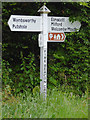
[8, 4, 81, 101]
[38, 5, 51, 100]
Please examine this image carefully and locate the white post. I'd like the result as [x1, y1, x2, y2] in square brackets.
[38, 5, 51, 100]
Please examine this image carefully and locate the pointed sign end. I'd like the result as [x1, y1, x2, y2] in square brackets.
[38, 5, 51, 13]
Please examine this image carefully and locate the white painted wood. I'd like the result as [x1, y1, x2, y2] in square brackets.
[48, 17, 81, 32]
[8, 15, 42, 32]
[38, 5, 50, 100]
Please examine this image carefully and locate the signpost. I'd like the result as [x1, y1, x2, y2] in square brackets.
[8, 5, 81, 100]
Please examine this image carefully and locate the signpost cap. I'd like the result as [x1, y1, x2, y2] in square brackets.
[38, 5, 51, 13]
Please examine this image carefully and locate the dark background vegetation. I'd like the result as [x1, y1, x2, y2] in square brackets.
[2, 2, 89, 97]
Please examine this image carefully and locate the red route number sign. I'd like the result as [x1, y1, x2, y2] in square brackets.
[48, 33, 66, 42]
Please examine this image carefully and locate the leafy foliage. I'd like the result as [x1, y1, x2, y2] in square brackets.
[2, 60, 12, 87]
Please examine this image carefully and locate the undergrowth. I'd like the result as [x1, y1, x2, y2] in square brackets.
[2, 89, 88, 118]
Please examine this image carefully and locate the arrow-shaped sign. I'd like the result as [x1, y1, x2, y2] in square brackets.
[48, 32, 66, 42]
[48, 17, 81, 32]
[8, 15, 42, 32]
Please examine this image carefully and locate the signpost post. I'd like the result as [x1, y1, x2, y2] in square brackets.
[38, 5, 51, 100]
[8, 5, 81, 100]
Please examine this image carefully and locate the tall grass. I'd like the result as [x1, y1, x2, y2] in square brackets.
[0, 104, 1, 120]
[2, 89, 88, 118]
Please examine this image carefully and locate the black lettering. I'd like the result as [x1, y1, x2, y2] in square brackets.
[13, 18, 16, 22]
[12, 18, 36, 23]
[51, 18, 65, 22]
[12, 24, 27, 29]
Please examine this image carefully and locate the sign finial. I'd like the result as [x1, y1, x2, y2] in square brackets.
[38, 5, 51, 13]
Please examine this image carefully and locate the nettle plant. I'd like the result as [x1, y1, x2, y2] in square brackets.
[14, 52, 40, 94]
